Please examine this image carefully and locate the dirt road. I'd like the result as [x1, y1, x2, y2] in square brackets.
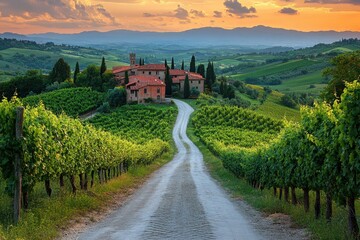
[76, 99, 307, 240]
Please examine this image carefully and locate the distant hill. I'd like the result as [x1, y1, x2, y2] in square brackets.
[1, 26, 360, 48]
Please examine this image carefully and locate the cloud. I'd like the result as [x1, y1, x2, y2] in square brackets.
[190, 9, 205, 17]
[305, 0, 360, 4]
[142, 5, 190, 20]
[174, 5, 189, 19]
[223, 0, 256, 17]
[143, 12, 156, 17]
[0, 0, 117, 27]
[279, 7, 299, 14]
[213, 11, 223, 18]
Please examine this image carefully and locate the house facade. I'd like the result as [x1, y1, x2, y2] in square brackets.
[126, 75, 166, 103]
[113, 53, 205, 102]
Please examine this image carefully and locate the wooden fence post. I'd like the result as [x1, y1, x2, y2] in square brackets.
[14, 107, 24, 224]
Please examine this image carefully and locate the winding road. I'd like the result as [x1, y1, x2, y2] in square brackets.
[76, 99, 305, 240]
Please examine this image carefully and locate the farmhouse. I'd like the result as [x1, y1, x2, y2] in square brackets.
[113, 53, 205, 102]
[126, 75, 165, 103]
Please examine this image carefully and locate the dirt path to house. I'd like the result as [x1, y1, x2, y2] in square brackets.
[73, 99, 308, 240]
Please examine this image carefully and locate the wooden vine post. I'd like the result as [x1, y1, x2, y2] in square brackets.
[14, 107, 24, 224]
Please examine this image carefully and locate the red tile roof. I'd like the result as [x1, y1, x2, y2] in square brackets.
[113, 65, 136, 74]
[137, 64, 166, 71]
[127, 75, 165, 90]
[172, 72, 204, 83]
[169, 69, 186, 76]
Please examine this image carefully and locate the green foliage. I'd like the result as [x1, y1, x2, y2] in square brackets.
[197, 64, 205, 78]
[88, 104, 177, 144]
[22, 87, 105, 117]
[181, 60, 184, 70]
[73, 62, 80, 82]
[190, 55, 196, 73]
[48, 58, 71, 84]
[106, 87, 127, 108]
[183, 74, 190, 99]
[165, 66, 172, 96]
[321, 51, 360, 103]
[0, 70, 46, 98]
[76, 65, 115, 91]
[171, 57, 175, 69]
[280, 94, 297, 108]
[100, 57, 107, 76]
[0, 98, 170, 204]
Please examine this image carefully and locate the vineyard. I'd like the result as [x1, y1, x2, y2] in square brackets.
[22, 87, 105, 117]
[192, 81, 360, 238]
[88, 105, 177, 144]
[0, 98, 174, 228]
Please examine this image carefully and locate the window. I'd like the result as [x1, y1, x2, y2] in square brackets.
[157, 88, 160, 93]
[196, 86, 198, 89]
[199, 81, 201, 84]
[191, 81, 193, 84]
[156, 71, 158, 75]
[159, 77, 161, 79]
[144, 88, 147, 94]
[149, 72, 151, 75]
[135, 91, 138, 97]
[143, 71, 145, 74]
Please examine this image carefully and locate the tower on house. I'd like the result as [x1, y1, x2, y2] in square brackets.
[129, 53, 136, 66]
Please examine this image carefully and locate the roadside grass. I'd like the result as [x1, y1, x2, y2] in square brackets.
[187, 118, 354, 240]
[0, 145, 175, 240]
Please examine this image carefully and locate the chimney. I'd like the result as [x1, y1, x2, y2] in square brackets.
[129, 53, 136, 66]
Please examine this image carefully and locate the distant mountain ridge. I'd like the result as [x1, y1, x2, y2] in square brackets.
[1, 26, 360, 48]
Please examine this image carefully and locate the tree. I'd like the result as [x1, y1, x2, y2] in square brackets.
[335, 80, 360, 237]
[139, 58, 142, 66]
[142, 58, 145, 65]
[48, 58, 70, 83]
[74, 62, 80, 83]
[100, 57, 107, 77]
[125, 71, 129, 85]
[171, 57, 175, 69]
[205, 61, 214, 91]
[181, 60, 184, 70]
[107, 87, 127, 108]
[164, 59, 168, 68]
[321, 51, 360, 103]
[184, 74, 190, 99]
[197, 64, 205, 78]
[190, 55, 196, 72]
[76, 65, 102, 91]
[165, 66, 172, 96]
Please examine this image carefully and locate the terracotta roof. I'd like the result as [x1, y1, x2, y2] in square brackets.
[113, 65, 136, 74]
[172, 72, 204, 83]
[169, 69, 186, 76]
[127, 75, 165, 90]
[137, 64, 166, 71]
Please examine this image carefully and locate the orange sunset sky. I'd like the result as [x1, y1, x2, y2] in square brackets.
[0, 0, 359, 34]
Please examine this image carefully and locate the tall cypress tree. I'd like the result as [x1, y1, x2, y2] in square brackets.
[183, 74, 190, 99]
[211, 62, 216, 82]
[139, 58, 142, 65]
[165, 66, 172, 96]
[197, 64, 205, 78]
[49, 58, 71, 83]
[171, 57, 175, 69]
[165, 59, 168, 68]
[125, 71, 129, 85]
[74, 61, 80, 83]
[181, 60, 184, 70]
[205, 61, 213, 91]
[190, 55, 196, 72]
[142, 58, 145, 65]
[100, 57, 106, 77]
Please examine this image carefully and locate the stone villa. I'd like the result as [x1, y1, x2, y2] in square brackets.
[112, 53, 205, 103]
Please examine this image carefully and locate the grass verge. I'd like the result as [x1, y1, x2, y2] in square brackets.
[187, 117, 352, 240]
[0, 146, 175, 240]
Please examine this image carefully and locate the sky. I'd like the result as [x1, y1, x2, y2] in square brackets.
[0, 0, 359, 34]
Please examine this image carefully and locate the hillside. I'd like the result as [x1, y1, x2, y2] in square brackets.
[0, 39, 127, 82]
[2, 26, 360, 47]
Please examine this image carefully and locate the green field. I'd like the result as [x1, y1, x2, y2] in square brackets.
[231, 59, 318, 80]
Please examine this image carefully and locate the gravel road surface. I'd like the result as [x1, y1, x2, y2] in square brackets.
[76, 99, 308, 240]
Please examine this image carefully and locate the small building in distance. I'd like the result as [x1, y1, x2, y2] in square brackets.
[113, 53, 205, 102]
[126, 75, 166, 103]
